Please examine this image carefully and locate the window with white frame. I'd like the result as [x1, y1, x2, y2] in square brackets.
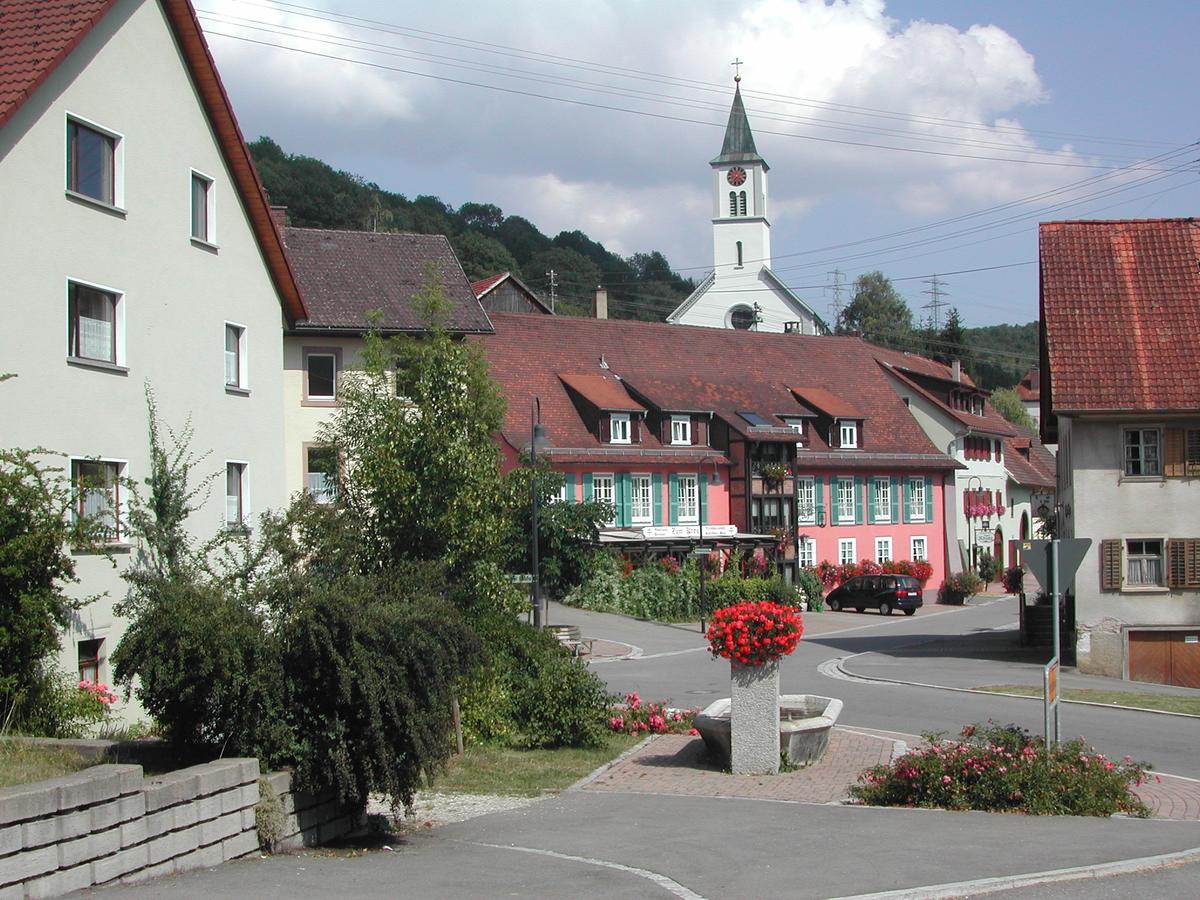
[77, 638, 103, 683]
[875, 536, 892, 563]
[71, 459, 123, 542]
[908, 477, 926, 522]
[68, 281, 123, 365]
[677, 474, 698, 523]
[190, 171, 216, 243]
[593, 474, 616, 525]
[796, 477, 816, 524]
[873, 478, 890, 523]
[910, 536, 928, 562]
[1123, 428, 1161, 477]
[837, 477, 855, 524]
[225, 462, 247, 527]
[306, 446, 337, 503]
[838, 538, 856, 565]
[67, 116, 122, 207]
[798, 537, 816, 568]
[839, 420, 858, 449]
[670, 416, 691, 445]
[1125, 539, 1164, 587]
[306, 352, 337, 401]
[610, 414, 631, 444]
[224, 323, 247, 389]
[631, 474, 653, 523]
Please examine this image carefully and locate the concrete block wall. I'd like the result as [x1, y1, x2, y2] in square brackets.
[0, 758, 357, 898]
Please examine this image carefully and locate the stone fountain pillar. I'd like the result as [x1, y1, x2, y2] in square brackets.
[730, 658, 780, 775]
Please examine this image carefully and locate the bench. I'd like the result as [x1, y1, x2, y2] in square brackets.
[545, 624, 595, 658]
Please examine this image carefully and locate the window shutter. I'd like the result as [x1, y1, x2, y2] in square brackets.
[890, 477, 900, 523]
[563, 473, 575, 503]
[1100, 539, 1122, 590]
[1164, 428, 1185, 477]
[583, 473, 594, 502]
[1187, 430, 1200, 476]
[924, 476, 934, 524]
[857, 420, 864, 449]
[814, 476, 825, 523]
[866, 479, 876, 523]
[692, 418, 701, 445]
[631, 416, 641, 444]
[699, 475, 708, 525]
[668, 474, 680, 525]
[1169, 539, 1200, 588]
[599, 416, 611, 443]
[652, 473, 663, 525]
[616, 473, 631, 527]
[854, 476, 864, 525]
[902, 478, 911, 524]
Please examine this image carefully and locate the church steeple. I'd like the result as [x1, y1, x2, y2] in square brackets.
[711, 83, 767, 169]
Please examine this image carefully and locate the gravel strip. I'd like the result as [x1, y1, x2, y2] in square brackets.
[367, 791, 543, 830]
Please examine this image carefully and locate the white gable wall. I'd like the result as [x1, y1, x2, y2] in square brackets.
[0, 0, 288, 717]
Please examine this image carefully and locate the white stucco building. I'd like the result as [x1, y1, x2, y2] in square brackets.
[667, 79, 824, 335]
[0, 0, 306, 712]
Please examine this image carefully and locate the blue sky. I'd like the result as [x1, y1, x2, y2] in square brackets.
[203, 0, 1199, 330]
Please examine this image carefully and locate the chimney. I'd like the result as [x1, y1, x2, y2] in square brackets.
[269, 205, 288, 237]
[951, 359, 962, 382]
[593, 286, 608, 320]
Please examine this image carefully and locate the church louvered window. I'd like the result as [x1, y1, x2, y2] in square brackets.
[738, 191, 747, 215]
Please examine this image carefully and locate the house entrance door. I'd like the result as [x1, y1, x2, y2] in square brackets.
[993, 527, 1003, 567]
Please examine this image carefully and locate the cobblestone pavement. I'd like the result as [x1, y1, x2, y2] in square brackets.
[1135, 774, 1200, 821]
[582, 726, 897, 804]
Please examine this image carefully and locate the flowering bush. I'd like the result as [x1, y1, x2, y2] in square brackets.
[607, 691, 701, 737]
[938, 570, 984, 603]
[1002, 565, 1025, 593]
[706, 600, 803, 667]
[79, 679, 119, 707]
[811, 559, 934, 589]
[967, 503, 1004, 518]
[851, 722, 1153, 817]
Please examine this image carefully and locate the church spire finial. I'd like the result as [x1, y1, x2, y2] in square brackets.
[731, 57, 743, 83]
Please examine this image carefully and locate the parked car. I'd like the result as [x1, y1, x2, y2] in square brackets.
[826, 575, 923, 616]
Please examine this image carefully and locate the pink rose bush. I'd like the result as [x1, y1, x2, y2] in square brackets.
[607, 692, 700, 737]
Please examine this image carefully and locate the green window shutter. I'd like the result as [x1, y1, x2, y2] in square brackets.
[924, 476, 934, 524]
[866, 478, 876, 523]
[699, 475, 709, 525]
[652, 473, 663, 525]
[583, 473, 594, 502]
[814, 476, 825, 524]
[890, 477, 900, 524]
[854, 476, 864, 525]
[901, 477, 911, 524]
[616, 472, 631, 527]
[668, 474, 680, 525]
[563, 473, 575, 503]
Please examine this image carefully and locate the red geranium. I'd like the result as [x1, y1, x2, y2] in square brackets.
[706, 600, 804, 667]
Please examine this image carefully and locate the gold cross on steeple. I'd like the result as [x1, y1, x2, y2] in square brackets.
[731, 57, 743, 83]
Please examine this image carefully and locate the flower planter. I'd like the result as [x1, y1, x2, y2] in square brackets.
[939, 590, 968, 605]
[694, 694, 843, 770]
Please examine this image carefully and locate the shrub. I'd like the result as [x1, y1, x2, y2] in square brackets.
[796, 569, 824, 611]
[1002, 565, 1025, 593]
[851, 722, 1152, 817]
[977, 551, 999, 584]
[620, 561, 695, 621]
[564, 551, 623, 612]
[15, 668, 115, 739]
[706, 601, 804, 667]
[938, 570, 984, 603]
[607, 692, 700, 737]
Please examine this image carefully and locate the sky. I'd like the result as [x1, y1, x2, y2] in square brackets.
[198, 0, 1200, 329]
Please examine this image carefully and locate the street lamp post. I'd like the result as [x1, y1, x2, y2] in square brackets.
[529, 397, 551, 629]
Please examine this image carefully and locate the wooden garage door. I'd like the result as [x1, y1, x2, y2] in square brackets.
[1129, 630, 1200, 688]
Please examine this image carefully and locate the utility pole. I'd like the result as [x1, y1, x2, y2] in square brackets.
[545, 269, 558, 313]
[921, 275, 949, 329]
[826, 268, 846, 327]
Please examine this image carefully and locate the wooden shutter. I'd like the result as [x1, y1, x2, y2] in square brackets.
[814, 476, 825, 524]
[583, 473, 594, 502]
[599, 416, 611, 443]
[692, 417, 701, 445]
[890, 477, 900, 523]
[1164, 428, 1185, 477]
[631, 416, 641, 444]
[1187, 430, 1200, 476]
[616, 473, 631, 527]
[866, 478, 876, 522]
[668, 474, 679, 525]
[563, 473, 575, 503]
[901, 478, 910, 524]
[652, 473, 663, 525]
[854, 476, 864, 525]
[1100, 539, 1122, 590]
[699, 475, 708, 525]
[1168, 539, 1200, 588]
[924, 476, 934, 524]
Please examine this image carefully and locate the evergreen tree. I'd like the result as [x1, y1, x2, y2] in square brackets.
[836, 271, 913, 348]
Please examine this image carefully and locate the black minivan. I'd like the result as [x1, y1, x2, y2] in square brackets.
[826, 575, 923, 616]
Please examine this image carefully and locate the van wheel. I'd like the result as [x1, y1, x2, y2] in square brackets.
[827, 598, 841, 612]
[904, 608, 916, 616]
[879, 601, 892, 616]
[855, 607, 865, 614]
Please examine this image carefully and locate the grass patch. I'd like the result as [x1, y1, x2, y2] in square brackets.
[428, 733, 640, 797]
[976, 685, 1200, 716]
[0, 740, 93, 788]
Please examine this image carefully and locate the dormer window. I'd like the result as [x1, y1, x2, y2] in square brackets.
[839, 420, 858, 449]
[670, 415, 691, 445]
[610, 413, 631, 444]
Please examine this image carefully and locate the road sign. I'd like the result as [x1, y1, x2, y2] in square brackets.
[1021, 539, 1093, 592]
[1046, 660, 1059, 703]
[689, 546, 714, 557]
[506, 574, 533, 584]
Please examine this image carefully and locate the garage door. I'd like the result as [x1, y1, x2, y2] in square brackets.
[1128, 630, 1200, 688]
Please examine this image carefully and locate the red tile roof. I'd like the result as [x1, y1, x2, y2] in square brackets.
[283, 227, 492, 333]
[471, 273, 507, 297]
[790, 387, 863, 419]
[1041, 219, 1200, 413]
[476, 314, 958, 470]
[559, 373, 645, 412]
[1003, 425, 1055, 488]
[883, 366, 1017, 437]
[0, 0, 306, 323]
[1015, 366, 1040, 402]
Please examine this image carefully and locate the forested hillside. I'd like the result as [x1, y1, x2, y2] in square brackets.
[249, 137, 694, 320]
[964, 321, 1039, 391]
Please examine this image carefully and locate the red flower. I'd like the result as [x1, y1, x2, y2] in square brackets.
[706, 600, 803, 666]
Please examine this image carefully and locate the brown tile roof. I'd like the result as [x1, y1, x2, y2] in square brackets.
[883, 366, 1017, 437]
[1041, 218, 1200, 413]
[0, 0, 306, 323]
[1004, 425, 1055, 488]
[559, 373, 645, 412]
[284, 227, 493, 333]
[477, 314, 958, 469]
[790, 387, 863, 419]
[1015, 366, 1040, 402]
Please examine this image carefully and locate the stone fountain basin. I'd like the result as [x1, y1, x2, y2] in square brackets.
[693, 694, 843, 769]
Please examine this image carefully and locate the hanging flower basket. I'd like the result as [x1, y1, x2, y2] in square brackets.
[706, 600, 804, 667]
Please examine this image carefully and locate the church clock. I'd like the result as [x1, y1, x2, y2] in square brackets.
[726, 166, 747, 186]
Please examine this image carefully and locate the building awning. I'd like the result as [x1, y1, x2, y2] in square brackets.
[594, 524, 778, 553]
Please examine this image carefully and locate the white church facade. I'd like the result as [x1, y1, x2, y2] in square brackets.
[667, 80, 825, 334]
